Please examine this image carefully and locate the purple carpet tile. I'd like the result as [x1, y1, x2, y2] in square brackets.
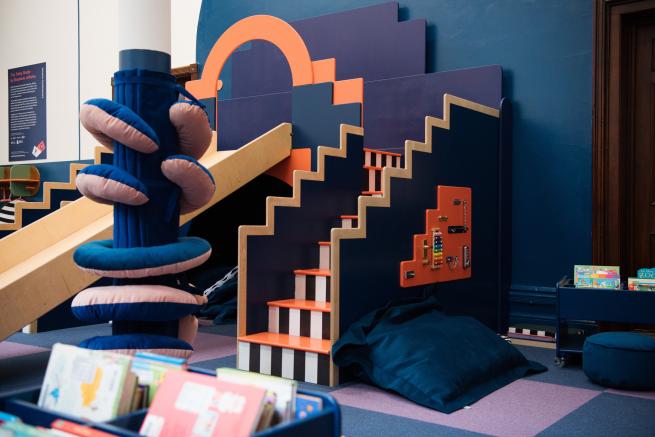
[0, 341, 49, 360]
[188, 332, 237, 364]
[331, 379, 601, 437]
[605, 388, 655, 401]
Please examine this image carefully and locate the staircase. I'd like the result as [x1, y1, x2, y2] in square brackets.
[237, 135, 402, 385]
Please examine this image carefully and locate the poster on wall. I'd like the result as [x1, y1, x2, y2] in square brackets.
[7, 62, 47, 161]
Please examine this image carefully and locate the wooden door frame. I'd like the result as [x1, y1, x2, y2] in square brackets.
[593, 0, 655, 267]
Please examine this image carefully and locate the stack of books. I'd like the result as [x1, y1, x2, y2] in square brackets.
[628, 277, 655, 291]
[0, 415, 116, 436]
[16, 344, 324, 436]
[574, 265, 620, 289]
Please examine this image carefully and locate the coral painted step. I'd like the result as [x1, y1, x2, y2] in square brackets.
[238, 332, 330, 354]
[268, 299, 331, 312]
[294, 268, 331, 276]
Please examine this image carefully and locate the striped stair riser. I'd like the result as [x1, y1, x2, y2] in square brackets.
[341, 217, 356, 228]
[295, 274, 330, 302]
[365, 151, 402, 168]
[319, 244, 330, 270]
[368, 168, 382, 192]
[268, 306, 330, 340]
[238, 341, 330, 385]
[0, 202, 15, 224]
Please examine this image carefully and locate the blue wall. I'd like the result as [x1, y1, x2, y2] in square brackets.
[197, 0, 592, 293]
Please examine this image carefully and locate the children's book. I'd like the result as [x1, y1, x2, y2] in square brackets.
[215, 367, 297, 423]
[130, 352, 186, 406]
[0, 421, 58, 436]
[140, 370, 268, 437]
[628, 277, 655, 291]
[295, 393, 323, 420]
[574, 265, 620, 289]
[637, 268, 655, 279]
[38, 344, 137, 422]
[50, 419, 116, 437]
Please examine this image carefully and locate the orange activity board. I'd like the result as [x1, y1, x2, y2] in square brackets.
[400, 185, 472, 287]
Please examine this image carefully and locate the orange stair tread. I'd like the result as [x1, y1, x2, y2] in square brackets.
[239, 332, 330, 354]
[340, 214, 358, 219]
[363, 165, 384, 170]
[362, 190, 383, 195]
[267, 299, 331, 312]
[363, 147, 402, 157]
[318, 241, 331, 246]
[294, 268, 331, 276]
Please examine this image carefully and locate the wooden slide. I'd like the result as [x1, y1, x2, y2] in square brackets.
[0, 123, 292, 341]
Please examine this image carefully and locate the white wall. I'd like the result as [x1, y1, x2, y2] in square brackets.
[0, 0, 79, 165]
[1, 0, 202, 164]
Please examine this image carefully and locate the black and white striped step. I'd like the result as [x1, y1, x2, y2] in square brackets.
[294, 269, 330, 302]
[268, 299, 330, 340]
[318, 241, 330, 270]
[0, 201, 16, 224]
[237, 334, 330, 385]
[364, 148, 402, 168]
[365, 165, 384, 192]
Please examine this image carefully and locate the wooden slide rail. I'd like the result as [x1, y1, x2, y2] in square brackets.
[0, 123, 292, 340]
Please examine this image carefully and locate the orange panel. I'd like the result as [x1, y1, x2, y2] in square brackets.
[239, 332, 330, 354]
[400, 185, 472, 287]
[333, 77, 364, 105]
[186, 15, 314, 99]
[311, 59, 336, 84]
[266, 148, 311, 185]
[294, 268, 331, 277]
[267, 299, 331, 312]
[318, 241, 331, 246]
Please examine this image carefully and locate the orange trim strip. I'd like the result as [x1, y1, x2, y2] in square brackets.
[340, 215, 358, 220]
[362, 190, 383, 195]
[239, 332, 330, 354]
[318, 241, 331, 246]
[267, 299, 331, 312]
[363, 148, 402, 157]
[363, 165, 384, 171]
[294, 268, 331, 277]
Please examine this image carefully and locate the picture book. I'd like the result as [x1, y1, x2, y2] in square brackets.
[574, 265, 620, 289]
[628, 277, 655, 291]
[131, 352, 186, 406]
[637, 268, 655, 279]
[38, 344, 137, 422]
[215, 367, 297, 423]
[0, 421, 57, 436]
[50, 419, 117, 437]
[295, 393, 323, 420]
[140, 370, 268, 437]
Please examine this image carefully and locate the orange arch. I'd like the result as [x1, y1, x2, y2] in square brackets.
[186, 15, 314, 99]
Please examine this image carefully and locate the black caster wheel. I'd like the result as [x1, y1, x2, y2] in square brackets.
[554, 356, 567, 368]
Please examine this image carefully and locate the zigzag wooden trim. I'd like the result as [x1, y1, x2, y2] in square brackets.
[0, 162, 88, 231]
[237, 123, 363, 385]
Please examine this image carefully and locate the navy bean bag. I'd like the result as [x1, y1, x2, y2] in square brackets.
[333, 296, 546, 413]
[583, 332, 655, 390]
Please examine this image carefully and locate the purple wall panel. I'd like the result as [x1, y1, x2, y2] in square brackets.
[231, 2, 425, 98]
[217, 92, 291, 150]
[363, 65, 502, 151]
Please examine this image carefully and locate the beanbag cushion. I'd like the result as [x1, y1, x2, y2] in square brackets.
[161, 155, 215, 214]
[74, 237, 212, 278]
[72, 285, 207, 323]
[332, 296, 546, 413]
[80, 98, 159, 153]
[169, 102, 212, 159]
[76, 164, 149, 206]
[80, 334, 193, 359]
[583, 332, 655, 390]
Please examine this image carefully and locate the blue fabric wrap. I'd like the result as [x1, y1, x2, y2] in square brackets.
[79, 164, 149, 197]
[332, 296, 546, 413]
[583, 332, 655, 390]
[73, 237, 210, 272]
[72, 301, 201, 323]
[84, 98, 160, 147]
[164, 155, 215, 184]
[80, 334, 193, 352]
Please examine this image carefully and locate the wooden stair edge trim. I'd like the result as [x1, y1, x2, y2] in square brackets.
[238, 333, 331, 354]
[327, 94, 502, 378]
[267, 299, 332, 312]
[237, 123, 363, 338]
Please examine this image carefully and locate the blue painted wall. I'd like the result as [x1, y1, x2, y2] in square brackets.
[197, 1, 592, 294]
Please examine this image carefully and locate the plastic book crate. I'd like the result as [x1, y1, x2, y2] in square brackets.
[0, 367, 342, 437]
